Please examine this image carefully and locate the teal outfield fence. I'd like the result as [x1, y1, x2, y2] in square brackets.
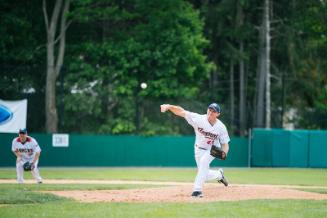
[0, 134, 248, 167]
[251, 129, 327, 168]
[2, 129, 326, 168]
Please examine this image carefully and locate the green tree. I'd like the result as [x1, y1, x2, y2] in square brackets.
[43, 0, 71, 133]
[274, 0, 327, 128]
[62, 0, 213, 134]
[0, 0, 46, 131]
[294, 1, 327, 128]
[190, 0, 257, 134]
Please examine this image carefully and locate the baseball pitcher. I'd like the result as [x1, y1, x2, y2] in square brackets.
[161, 103, 230, 198]
[11, 128, 42, 184]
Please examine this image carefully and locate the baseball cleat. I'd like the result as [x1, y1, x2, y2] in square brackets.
[218, 168, 228, 186]
[191, 191, 203, 198]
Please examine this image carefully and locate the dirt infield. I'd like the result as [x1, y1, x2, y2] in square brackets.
[1, 179, 327, 203]
[46, 184, 327, 203]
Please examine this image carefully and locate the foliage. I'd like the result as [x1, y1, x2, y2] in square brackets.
[0, 0, 326, 133]
[62, 0, 212, 134]
[275, 0, 327, 129]
[0, 0, 46, 131]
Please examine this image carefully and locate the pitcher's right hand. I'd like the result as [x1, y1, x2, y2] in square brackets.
[160, 104, 170, 113]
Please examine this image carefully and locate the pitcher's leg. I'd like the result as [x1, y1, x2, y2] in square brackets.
[16, 161, 24, 183]
[206, 169, 222, 181]
[31, 161, 42, 183]
[193, 151, 215, 191]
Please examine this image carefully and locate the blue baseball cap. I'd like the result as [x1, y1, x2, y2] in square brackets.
[208, 103, 221, 113]
[19, 128, 27, 134]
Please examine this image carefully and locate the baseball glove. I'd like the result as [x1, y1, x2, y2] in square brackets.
[210, 146, 227, 160]
[23, 162, 34, 171]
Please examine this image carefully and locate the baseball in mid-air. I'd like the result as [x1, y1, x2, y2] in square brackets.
[140, 82, 147, 89]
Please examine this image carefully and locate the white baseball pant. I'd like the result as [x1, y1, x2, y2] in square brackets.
[193, 146, 223, 192]
[16, 160, 42, 183]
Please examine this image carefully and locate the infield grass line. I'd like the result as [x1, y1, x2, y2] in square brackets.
[1, 167, 327, 186]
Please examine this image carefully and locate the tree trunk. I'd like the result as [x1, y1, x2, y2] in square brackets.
[255, 0, 271, 128]
[212, 60, 219, 100]
[283, 0, 296, 128]
[43, 0, 70, 133]
[45, 63, 58, 133]
[229, 62, 235, 133]
[237, 0, 246, 135]
[265, 0, 271, 128]
[239, 42, 246, 134]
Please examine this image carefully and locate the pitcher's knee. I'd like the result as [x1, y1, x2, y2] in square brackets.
[199, 158, 210, 168]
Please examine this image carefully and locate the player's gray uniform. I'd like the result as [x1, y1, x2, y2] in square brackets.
[12, 136, 42, 183]
[184, 111, 230, 192]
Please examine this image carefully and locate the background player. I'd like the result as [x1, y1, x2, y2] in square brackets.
[11, 128, 43, 184]
[160, 103, 230, 198]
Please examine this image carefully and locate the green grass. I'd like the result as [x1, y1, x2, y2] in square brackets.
[0, 183, 159, 205]
[0, 188, 67, 204]
[0, 167, 327, 218]
[297, 188, 327, 194]
[0, 183, 161, 191]
[225, 168, 327, 186]
[0, 167, 196, 181]
[0, 200, 327, 218]
[1, 167, 327, 186]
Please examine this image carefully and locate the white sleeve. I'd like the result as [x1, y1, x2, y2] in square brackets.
[11, 139, 17, 152]
[219, 125, 230, 145]
[32, 138, 41, 153]
[184, 111, 200, 128]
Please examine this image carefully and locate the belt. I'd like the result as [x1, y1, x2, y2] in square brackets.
[195, 145, 207, 151]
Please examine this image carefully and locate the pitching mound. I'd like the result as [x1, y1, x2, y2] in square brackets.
[45, 183, 327, 203]
[1, 179, 326, 203]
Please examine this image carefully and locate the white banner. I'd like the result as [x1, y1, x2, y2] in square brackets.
[52, 134, 69, 147]
[0, 99, 27, 133]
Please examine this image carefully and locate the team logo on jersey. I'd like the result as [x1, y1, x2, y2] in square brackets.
[17, 148, 34, 153]
[0, 104, 13, 125]
[198, 127, 218, 139]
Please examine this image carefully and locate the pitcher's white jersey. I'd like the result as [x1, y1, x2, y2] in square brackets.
[12, 136, 41, 162]
[185, 111, 230, 149]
